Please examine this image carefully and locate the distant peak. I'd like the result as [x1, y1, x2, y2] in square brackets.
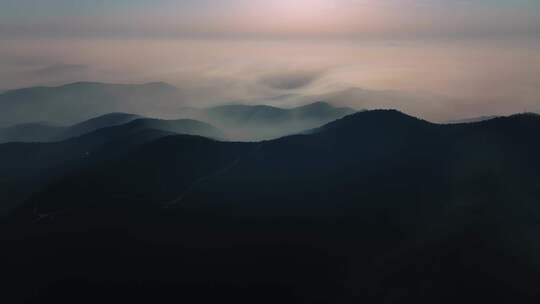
[499, 112, 540, 123]
[348, 109, 420, 120]
[511, 112, 540, 118]
[298, 101, 332, 109]
[317, 109, 430, 131]
[91, 112, 140, 119]
[58, 81, 177, 90]
[210, 104, 281, 110]
[2, 81, 177, 95]
[60, 81, 105, 87]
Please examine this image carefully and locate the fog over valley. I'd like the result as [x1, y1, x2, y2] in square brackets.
[1, 37, 539, 123]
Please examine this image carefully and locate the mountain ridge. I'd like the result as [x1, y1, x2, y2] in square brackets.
[0, 82, 181, 126]
[202, 101, 356, 140]
[3, 109, 540, 303]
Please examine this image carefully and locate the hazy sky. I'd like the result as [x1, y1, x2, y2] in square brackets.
[1, 0, 540, 120]
[2, 0, 540, 38]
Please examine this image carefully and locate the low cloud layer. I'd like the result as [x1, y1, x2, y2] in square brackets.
[33, 64, 89, 77]
[0, 36, 539, 122]
[1, 1, 539, 122]
[259, 70, 325, 90]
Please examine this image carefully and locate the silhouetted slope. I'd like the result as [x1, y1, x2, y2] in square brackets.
[0, 113, 141, 143]
[0, 128, 174, 216]
[58, 112, 141, 140]
[190, 110, 538, 212]
[446, 115, 499, 124]
[205, 101, 354, 124]
[0, 82, 179, 125]
[3, 110, 540, 303]
[0, 117, 223, 216]
[118, 118, 225, 140]
[18, 136, 252, 215]
[0, 117, 222, 179]
[0, 122, 65, 143]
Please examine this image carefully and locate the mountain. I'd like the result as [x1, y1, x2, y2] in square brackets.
[0, 117, 222, 216]
[59, 112, 141, 139]
[0, 82, 356, 141]
[0, 117, 223, 182]
[0, 122, 65, 143]
[14, 136, 251, 216]
[257, 87, 454, 121]
[0, 113, 141, 143]
[0, 82, 180, 126]
[0, 112, 225, 144]
[2, 110, 540, 303]
[202, 101, 356, 140]
[446, 115, 500, 124]
[107, 118, 225, 141]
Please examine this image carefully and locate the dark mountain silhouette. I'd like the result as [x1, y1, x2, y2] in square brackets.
[2, 110, 540, 303]
[0, 117, 222, 215]
[59, 112, 142, 139]
[0, 113, 141, 143]
[0, 113, 224, 145]
[117, 118, 225, 140]
[446, 115, 500, 124]
[202, 101, 356, 140]
[0, 82, 180, 126]
[0, 117, 222, 182]
[0, 122, 65, 143]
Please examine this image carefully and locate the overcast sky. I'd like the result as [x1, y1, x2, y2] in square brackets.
[1, 0, 539, 120]
[1, 0, 539, 38]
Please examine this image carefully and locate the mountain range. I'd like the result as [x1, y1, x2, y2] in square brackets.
[2, 109, 540, 303]
[0, 82, 357, 141]
[199, 101, 355, 140]
[0, 113, 141, 143]
[0, 116, 223, 215]
[0, 82, 179, 126]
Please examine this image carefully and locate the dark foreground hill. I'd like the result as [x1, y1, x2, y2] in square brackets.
[0, 122, 66, 143]
[0, 117, 223, 215]
[2, 110, 540, 303]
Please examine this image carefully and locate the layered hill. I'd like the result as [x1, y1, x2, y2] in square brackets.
[0, 81, 357, 141]
[0, 117, 222, 215]
[201, 101, 356, 140]
[0, 113, 141, 143]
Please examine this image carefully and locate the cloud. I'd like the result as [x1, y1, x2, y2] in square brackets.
[1, 37, 539, 121]
[33, 64, 88, 77]
[258, 70, 324, 90]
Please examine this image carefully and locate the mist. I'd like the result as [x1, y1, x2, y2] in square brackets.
[1, 0, 540, 122]
[1, 36, 539, 122]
